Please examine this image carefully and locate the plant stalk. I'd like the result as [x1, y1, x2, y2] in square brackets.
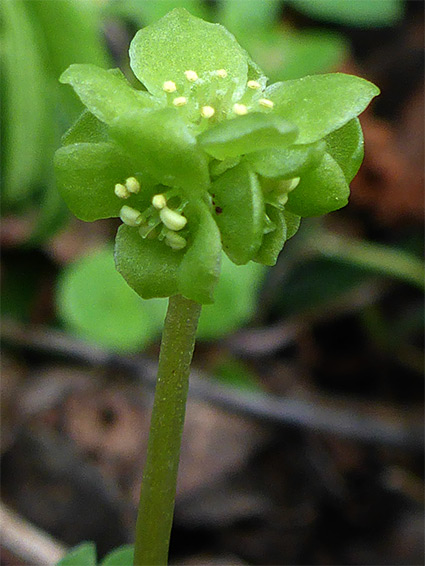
[133, 294, 202, 566]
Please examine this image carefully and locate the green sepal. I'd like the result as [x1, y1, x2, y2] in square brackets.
[110, 108, 209, 193]
[324, 117, 364, 182]
[177, 200, 222, 304]
[210, 162, 264, 265]
[115, 225, 183, 299]
[254, 205, 286, 266]
[56, 543, 96, 566]
[265, 73, 379, 144]
[60, 64, 158, 125]
[286, 152, 350, 217]
[247, 140, 325, 179]
[129, 8, 248, 100]
[54, 142, 144, 221]
[61, 109, 108, 146]
[198, 112, 298, 160]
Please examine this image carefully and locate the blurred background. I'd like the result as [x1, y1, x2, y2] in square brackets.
[1, 1, 424, 564]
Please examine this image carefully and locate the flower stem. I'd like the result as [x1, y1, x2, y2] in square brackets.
[133, 294, 202, 566]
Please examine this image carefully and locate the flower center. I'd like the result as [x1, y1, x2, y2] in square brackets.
[160, 69, 273, 126]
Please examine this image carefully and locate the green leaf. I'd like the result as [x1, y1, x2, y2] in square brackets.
[265, 73, 379, 144]
[247, 28, 347, 83]
[60, 64, 158, 125]
[218, 0, 281, 37]
[118, 0, 209, 25]
[115, 225, 183, 300]
[324, 118, 364, 183]
[111, 108, 209, 194]
[61, 110, 108, 146]
[57, 247, 165, 352]
[177, 201, 222, 304]
[198, 113, 298, 160]
[54, 142, 146, 221]
[129, 8, 248, 99]
[290, 0, 403, 27]
[210, 163, 264, 265]
[1, 0, 49, 202]
[276, 257, 371, 316]
[57, 543, 96, 566]
[197, 254, 266, 339]
[27, 0, 110, 119]
[27, 177, 70, 245]
[286, 152, 349, 217]
[247, 140, 325, 179]
[101, 545, 135, 566]
[254, 205, 287, 266]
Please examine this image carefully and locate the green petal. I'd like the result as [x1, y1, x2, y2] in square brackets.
[210, 162, 264, 264]
[115, 225, 183, 299]
[324, 117, 364, 182]
[60, 64, 158, 125]
[286, 152, 350, 217]
[110, 108, 209, 194]
[54, 142, 143, 221]
[198, 112, 298, 160]
[265, 73, 379, 144]
[129, 8, 248, 99]
[284, 209, 302, 240]
[247, 140, 325, 179]
[61, 109, 108, 146]
[178, 200, 222, 304]
[254, 205, 287, 266]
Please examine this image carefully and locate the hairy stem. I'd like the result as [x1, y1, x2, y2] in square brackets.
[133, 294, 202, 566]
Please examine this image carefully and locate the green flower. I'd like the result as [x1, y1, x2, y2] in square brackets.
[55, 8, 379, 304]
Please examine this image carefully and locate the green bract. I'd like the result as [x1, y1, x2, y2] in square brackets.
[55, 8, 379, 304]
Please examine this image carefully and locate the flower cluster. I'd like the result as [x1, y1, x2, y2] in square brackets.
[55, 8, 379, 304]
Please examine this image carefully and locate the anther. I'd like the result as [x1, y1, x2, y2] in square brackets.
[152, 194, 167, 210]
[184, 70, 198, 82]
[165, 231, 187, 250]
[201, 105, 215, 119]
[259, 98, 274, 109]
[163, 80, 177, 93]
[120, 205, 143, 227]
[233, 103, 248, 115]
[125, 177, 140, 194]
[114, 183, 130, 199]
[281, 177, 300, 192]
[247, 80, 261, 90]
[216, 69, 228, 78]
[173, 96, 187, 107]
[159, 207, 187, 231]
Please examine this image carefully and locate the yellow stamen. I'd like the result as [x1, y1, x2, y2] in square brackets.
[259, 98, 274, 109]
[247, 80, 261, 90]
[125, 177, 140, 194]
[163, 80, 177, 93]
[165, 231, 187, 250]
[114, 183, 130, 199]
[184, 70, 198, 82]
[201, 105, 215, 119]
[152, 194, 167, 210]
[216, 69, 228, 78]
[173, 96, 187, 107]
[120, 205, 143, 227]
[160, 207, 187, 231]
[233, 103, 248, 115]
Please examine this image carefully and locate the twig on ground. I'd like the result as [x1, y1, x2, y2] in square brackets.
[0, 502, 67, 566]
[1, 319, 423, 450]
